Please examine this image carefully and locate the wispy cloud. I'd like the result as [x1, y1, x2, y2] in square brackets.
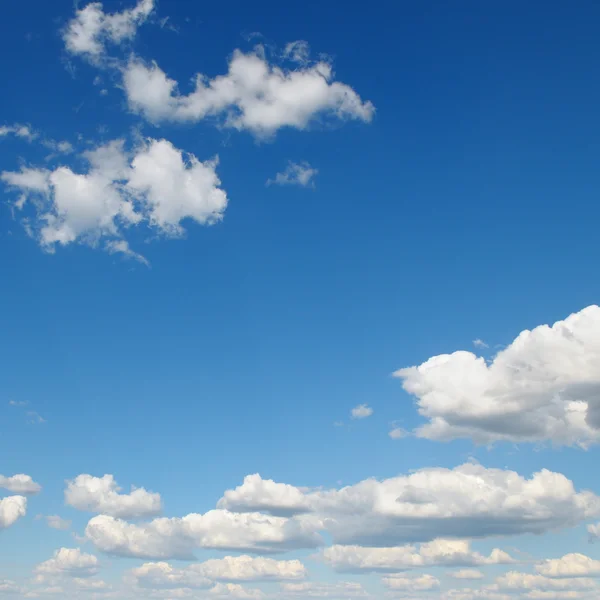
[267, 161, 318, 188]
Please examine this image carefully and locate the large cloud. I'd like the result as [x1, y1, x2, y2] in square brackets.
[65, 474, 162, 519]
[63, 0, 154, 60]
[394, 305, 600, 446]
[85, 510, 322, 559]
[321, 539, 513, 573]
[218, 464, 600, 546]
[1, 138, 227, 258]
[0, 496, 27, 530]
[123, 46, 374, 136]
[0, 474, 41, 495]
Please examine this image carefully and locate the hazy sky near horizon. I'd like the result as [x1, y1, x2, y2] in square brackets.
[2, 1, 600, 599]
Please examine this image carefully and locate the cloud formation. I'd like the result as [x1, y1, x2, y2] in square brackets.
[394, 305, 600, 446]
[1, 138, 227, 257]
[266, 161, 318, 187]
[65, 474, 162, 518]
[0, 496, 27, 530]
[350, 404, 374, 419]
[63, 0, 154, 60]
[0, 474, 41, 495]
[85, 510, 322, 559]
[321, 539, 513, 573]
[123, 47, 374, 136]
[218, 463, 600, 546]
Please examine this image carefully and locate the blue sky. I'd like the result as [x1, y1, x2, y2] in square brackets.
[2, 1, 600, 599]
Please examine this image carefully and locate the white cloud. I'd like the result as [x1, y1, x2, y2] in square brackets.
[63, 0, 154, 60]
[123, 46, 374, 136]
[394, 305, 600, 446]
[217, 474, 311, 516]
[321, 539, 513, 573]
[266, 161, 318, 187]
[493, 571, 597, 593]
[85, 510, 322, 559]
[350, 404, 374, 419]
[0, 496, 27, 530]
[536, 554, 600, 578]
[0, 123, 36, 141]
[449, 570, 485, 580]
[388, 427, 406, 439]
[1, 138, 228, 254]
[106, 239, 149, 266]
[283, 41, 311, 64]
[280, 581, 369, 598]
[382, 573, 440, 592]
[219, 464, 600, 546]
[0, 474, 41, 495]
[129, 556, 306, 588]
[65, 474, 162, 518]
[44, 515, 72, 531]
[472, 339, 489, 349]
[35, 548, 99, 578]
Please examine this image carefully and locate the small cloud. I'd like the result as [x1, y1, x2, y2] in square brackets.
[105, 240, 150, 267]
[284, 40, 310, 64]
[389, 427, 407, 440]
[27, 411, 46, 424]
[43, 515, 72, 530]
[267, 161, 318, 188]
[351, 404, 373, 419]
[333, 421, 345, 428]
[448, 569, 484, 580]
[9, 400, 28, 407]
[473, 338, 489, 349]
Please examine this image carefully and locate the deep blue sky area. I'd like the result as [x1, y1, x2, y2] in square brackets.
[1, 1, 600, 598]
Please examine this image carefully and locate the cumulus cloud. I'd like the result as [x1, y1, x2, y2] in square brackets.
[35, 548, 99, 578]
[1, 138, 227, 255]
[449, 570, 485, 580]
[321, 539, 513, 573]
[63, 0, 154, 60]
[0, 474, 41, 495]
[123, 46, 374, 136]
[129, 556, 306, 588]
[266, 161, 318, 187]
[85, 510, 322, 559]
[493, 571, 598, 593]
[0, 496, 27, 530]
[280, 581, 369, 598]
[394, 305, 600, 446]
[536, 554, 600, 578]
[350, 404, 374, 419]
[65, 474, 162, 518]
[217, 474, 311, 517]
[219, 463, 600, 546]
[382, 573, 440, 592]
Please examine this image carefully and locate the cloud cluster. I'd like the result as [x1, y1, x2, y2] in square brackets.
[63, 0, 154, 60]
[129, 555, 306, 588]
[394, 305, 600, 446]
[123, 47, 374, 136]
[65, 474, 162, 518]
[321, 539, 513, 573]
[216, 463, 600, 546]
[1, 138, 227, 258]
[0, 124, 36, 141]
[85, 510, 322, 559]
[80, 462, 599, 561]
